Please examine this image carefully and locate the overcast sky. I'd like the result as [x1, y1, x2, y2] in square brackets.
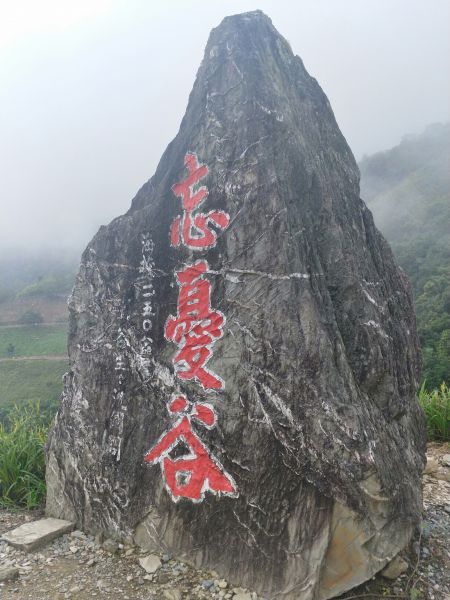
[0, 0, 449, 253]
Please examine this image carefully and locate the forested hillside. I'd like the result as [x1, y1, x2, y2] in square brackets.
[360, 123, 450, 388]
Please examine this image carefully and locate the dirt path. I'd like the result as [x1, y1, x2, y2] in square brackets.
[0, 355, 67, 363]
[0, 445, 449, 600]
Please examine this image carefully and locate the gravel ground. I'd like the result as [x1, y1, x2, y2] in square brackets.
[0, 444, 449, 600]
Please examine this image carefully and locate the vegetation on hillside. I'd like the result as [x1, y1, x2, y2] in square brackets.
[0, 402, 48, 508]
[419, 383, 450, 442]
[360, 123, 450, 389]
[0, 359, 68, 423]
[0, 324, 68, 359]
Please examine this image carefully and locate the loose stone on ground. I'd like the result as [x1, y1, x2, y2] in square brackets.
[1, 518, 74, 552]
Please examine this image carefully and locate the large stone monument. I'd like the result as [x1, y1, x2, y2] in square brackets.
[46, 11, 427, 599]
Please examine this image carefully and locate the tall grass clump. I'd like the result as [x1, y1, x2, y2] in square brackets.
[419, 382, 450, 442]
[0, 402, 48, 508]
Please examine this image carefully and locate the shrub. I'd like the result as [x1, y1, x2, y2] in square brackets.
[419, 382, 450, 442]
[0, 402, 48, 508]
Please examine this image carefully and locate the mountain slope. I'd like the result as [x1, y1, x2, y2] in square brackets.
[360, 123, 450, 388]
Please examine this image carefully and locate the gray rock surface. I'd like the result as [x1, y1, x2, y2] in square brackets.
[45, 10, 426, 600]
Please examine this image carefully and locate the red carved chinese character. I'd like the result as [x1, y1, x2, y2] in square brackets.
[172, 153, 209, 212]
[144, 396, 237, 502]
[170, 153, 230, 250]
[165, 261, 225, 390]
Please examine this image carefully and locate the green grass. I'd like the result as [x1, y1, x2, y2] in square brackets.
[419, 382, 450, 442]
[0, 402, 48, 508]
[0, 324, 67, 358]
[0, 359, 67, 422]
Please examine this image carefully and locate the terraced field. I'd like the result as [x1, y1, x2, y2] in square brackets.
[0, 324, 68, 421]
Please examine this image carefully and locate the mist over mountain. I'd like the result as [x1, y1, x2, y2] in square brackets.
[0, 248, 78, 302]
[360, 123, 450, 388]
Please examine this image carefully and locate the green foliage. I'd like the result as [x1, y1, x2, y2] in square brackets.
[0, 359, 68, 423]
[419, 382, 450, 442]
[19, 310, 44, 325]
[0, 402, 48, 508]
[0, 324, 68, 358]
[409, 588, 423, 600]
[360, 123, 450, 388]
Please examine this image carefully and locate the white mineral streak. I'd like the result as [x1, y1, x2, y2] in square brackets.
[238, 136, 269, 159]
[233, 320, 257, 341]
[154, 362, 177, 389]
[225, 273, 242, 284]
[363, 320, 391, 340]
[361, 287, 385, 312]
[255, 101, 284, 122]
[320, 399, 362, 442]
[210, 268, 310, 281]
[232, 269, 309, 281]
[261, 383, 295, 426]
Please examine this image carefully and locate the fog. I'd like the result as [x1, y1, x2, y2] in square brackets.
[0, 0, 448, 253]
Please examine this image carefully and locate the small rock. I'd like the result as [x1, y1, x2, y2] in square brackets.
[69, 545, 79, 554]
[424, 457, 439, 474]
[94, 532, 104, 546]
[435, 468, 450, 483]
[442, 454, 450, 467]
[382, 555, 409, 579]
[202, 580, 215, 589]
[70, 530, 85, 539]
[217, 579, 228, 589]
[139, 554, 162, 574]
[1, 518, 74, 552]
[86, 558, 97, 567]
[125, 548, 134, 556]
[234, 594, 252, 600]
[102, 538, 119, 554]
[163, 590, 182, 600]
[0, 565, 19, 582]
